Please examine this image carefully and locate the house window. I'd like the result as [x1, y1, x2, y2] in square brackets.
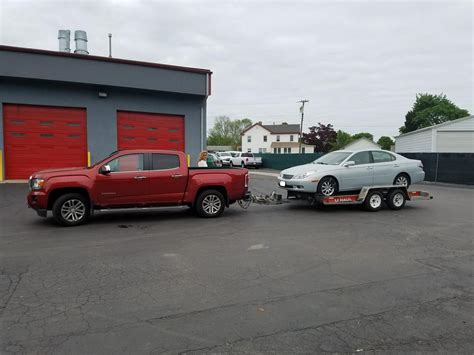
[276, 135, 280, 142]
[262, 148, 267, 153]
[302, 147, 305, 153]
[290, 135, 294, 142]
[258, 148, 263, 153]
[284, 147, 291, 154]
[263, 135, 267, 142]
[247, 135, 251, 143]
[247, 148, 252, 153]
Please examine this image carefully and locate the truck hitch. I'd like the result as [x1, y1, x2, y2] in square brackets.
[237, 191, 283, 209]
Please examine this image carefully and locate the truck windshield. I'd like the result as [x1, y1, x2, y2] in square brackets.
[313, 151, 352, 165]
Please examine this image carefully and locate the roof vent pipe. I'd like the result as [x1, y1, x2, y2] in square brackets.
[74, 30, 89, 55]
[58, 30, 71, 52]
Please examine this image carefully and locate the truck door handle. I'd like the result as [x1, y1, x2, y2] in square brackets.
[171, 174, 184, 178]
[134, 176, 147, 180]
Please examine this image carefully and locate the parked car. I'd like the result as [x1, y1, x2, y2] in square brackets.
[278, 149, 425, 197]
[216, 152, 232, 166]
[207, 153, 223, 167]
[27, 150, 249, 226]
[231, 152, 263, 168]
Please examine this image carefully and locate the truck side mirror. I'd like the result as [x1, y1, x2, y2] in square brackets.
[343, 161, 355, 167]
[100, 165, 111, 174]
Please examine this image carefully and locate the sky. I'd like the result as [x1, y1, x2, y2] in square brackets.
[1, 0, 472, 139]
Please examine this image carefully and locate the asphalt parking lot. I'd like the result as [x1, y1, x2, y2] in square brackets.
[1, 174, 473, 354]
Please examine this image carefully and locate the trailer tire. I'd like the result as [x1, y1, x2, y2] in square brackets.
[195, 189, 226, 218]
[387, 189, 406, 210]
[364, 191, 383, 212]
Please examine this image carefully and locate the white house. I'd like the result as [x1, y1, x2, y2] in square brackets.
[395, 116, 474, 153]
[241, 122, 314, 153]
[342, 138, 381, 150]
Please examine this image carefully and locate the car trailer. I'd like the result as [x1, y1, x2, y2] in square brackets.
[239, 185, 432, 212]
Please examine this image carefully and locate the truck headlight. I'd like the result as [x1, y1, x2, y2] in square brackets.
[293, 171, 315, 179]
[30, 178, 45, 191]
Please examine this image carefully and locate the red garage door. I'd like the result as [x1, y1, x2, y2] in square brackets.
[117, 111, 185, 151]
[3, 104, 87, 179]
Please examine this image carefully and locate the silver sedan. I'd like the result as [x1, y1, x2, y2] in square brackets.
[278, 149, 425, 196]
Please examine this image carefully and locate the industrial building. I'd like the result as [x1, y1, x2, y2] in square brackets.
[0, 31, 211, 180]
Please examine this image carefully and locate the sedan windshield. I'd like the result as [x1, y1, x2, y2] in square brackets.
[313, 151, 352, 165]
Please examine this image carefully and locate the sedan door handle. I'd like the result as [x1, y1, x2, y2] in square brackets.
[134, 176, 147, 180]
[171, 174, 184, 178]
[366, 166, 374, 170]
[393, 164, 400, 167]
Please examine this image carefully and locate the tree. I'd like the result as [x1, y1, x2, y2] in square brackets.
[377, 136, 395, 150]
[400, 93, 469, 134]
[302, 123, 337, 153]
[352, 132, 374, 141]
[207, 116, 252, 149]
[331, 130, 354, 150]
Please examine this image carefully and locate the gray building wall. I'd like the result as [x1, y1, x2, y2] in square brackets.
[0, 78, 206, 170]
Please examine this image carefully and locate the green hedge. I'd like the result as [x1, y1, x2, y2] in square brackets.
[254, 153, 323, 170]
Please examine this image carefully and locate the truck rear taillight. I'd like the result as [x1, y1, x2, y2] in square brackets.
[245, 174, 249, 188]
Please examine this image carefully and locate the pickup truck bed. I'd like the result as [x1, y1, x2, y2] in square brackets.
[27, 150, 249, 226]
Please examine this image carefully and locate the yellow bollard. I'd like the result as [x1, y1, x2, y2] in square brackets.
[187, 154, 190, 167]
[88, 152, 91, 167]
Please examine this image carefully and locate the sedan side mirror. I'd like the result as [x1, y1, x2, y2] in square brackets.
[100, 165, 111, 175]
[343, 161, 355, 167]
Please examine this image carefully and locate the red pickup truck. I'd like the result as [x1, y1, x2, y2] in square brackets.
[27, 150, 249, 226]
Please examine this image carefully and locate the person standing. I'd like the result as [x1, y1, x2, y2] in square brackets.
[197, 151, 208, 167]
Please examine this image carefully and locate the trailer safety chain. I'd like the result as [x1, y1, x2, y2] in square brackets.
[238, 191, 283, 209]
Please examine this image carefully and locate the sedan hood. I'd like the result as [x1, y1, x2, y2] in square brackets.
[281, 163, 337, 176]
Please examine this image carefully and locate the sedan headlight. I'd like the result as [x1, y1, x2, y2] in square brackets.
[29, 178, 45, 191]
[293, 171, 315, 179]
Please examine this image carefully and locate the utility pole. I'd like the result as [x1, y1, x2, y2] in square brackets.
[108, 33, 112, 58]
[298, 99, 309, 153]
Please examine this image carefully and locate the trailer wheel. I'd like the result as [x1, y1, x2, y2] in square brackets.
[387, 189, 406, 210]
[364, 191, 383, 212]
[195, 189, 225, 218]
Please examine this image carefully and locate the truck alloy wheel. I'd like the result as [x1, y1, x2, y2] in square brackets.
[52, 193, 90, 226]
[196, 190, 225, 218]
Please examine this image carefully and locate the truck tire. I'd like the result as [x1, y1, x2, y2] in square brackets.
[52, 193, 90, 226]
[195, 189, 225, 218]
[364, 190, 383, 212]
[386, 189, 406, 210]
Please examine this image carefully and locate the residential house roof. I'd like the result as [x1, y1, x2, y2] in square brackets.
[241, 122, 300, 135]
